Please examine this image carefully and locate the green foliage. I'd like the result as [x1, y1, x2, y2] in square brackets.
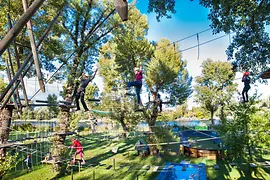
[21, 107, 35, 120]
[12, 123, 36, 132]
[148, 126, 175, 151]
[58, 0, 121, 89]
[68, 111, 85, 132]
[173, 104, 188, 118]
[0, 78, 7, 94]
[157, 112, 174, 122]
[145, 39, 180, 92]
[110, 7, 153, 82]
[98, 6, 151, 131]
[192, 0, 270, 75]
[147, 0, 176, 21]
[47, 94, 59, 118]
[142, 38, 192, 129]
[218, 100, 270, 161]
[145, 38, 192, 104]
[84, 83, 99, 108]
[99, 93, 143, 132]
[0, 152, 20, 178]
[35, 107, 52, 120]
[189, 106, 210, 119]
[0, 0, 64, 77]
[194, 59, 237, 124]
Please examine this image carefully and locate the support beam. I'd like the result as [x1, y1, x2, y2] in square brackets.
[0, 10, 62, 103]
[7, 48, 20, 109]
[35, 100, 49, 103]
[22, 0, 45, 93]
[8, 15, 29, 106]
[5, 48, 19, 110]
[1, 81, 20, 110]
[0, 0, 45, 55]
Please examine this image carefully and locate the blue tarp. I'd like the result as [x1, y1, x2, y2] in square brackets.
[157, 162, 207, 180]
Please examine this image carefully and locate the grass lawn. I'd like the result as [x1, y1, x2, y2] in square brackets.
[4, 133, 270, 180]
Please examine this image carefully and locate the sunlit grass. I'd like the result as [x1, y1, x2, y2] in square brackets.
[4, 133, 270, 180]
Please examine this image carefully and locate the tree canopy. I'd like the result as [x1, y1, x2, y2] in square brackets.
[98, 6, 149, 131]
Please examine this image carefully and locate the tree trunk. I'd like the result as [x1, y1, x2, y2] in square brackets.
[210, 109, 214, 128]
[0, 106, 13, 178]
[220, 105, 226, 124]
[51, 87, 73, 174]
[119, 116, 128, 133]
[148, 92, 159, 132]
[148, 106, 158, 132]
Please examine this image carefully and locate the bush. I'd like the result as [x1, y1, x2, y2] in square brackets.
[0, 152, 20, 178]
[12, 123, 35, 132]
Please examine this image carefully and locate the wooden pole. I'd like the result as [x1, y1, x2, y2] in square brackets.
[113, 158, 116, 171]
[5, 47, 19, 110]
[1, 81, 20, 110]
[0, 9, 62, 103]
[71, 168, 73, 180]
[7, 14, 29, 106]
[7, 47, 21, 108]
[78, 161, 81, 174]
[0, 0, 45, 55]
[22, 0, 45, 93]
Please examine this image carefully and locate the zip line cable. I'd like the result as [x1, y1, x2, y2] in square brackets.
[180, 34, 228, 53]
[156, 28, 212, 50]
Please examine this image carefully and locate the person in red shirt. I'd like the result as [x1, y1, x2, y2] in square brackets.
[69, 138, 85, 164]
[242, 71, 251, 102]
[127, 65, 143, 105]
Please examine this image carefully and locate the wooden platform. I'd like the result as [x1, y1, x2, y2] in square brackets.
[41, 160, 62, 164]
[54, 131, 76, 136]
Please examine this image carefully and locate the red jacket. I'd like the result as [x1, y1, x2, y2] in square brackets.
[71, 140, 83, 151]
[135, 70, 142, 83]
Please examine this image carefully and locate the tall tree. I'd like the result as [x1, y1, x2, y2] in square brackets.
[194, 59, 237, 126]
[49, 0, 123, 174]
[144, 38, 192, 131]
[98, 6, 149, 132]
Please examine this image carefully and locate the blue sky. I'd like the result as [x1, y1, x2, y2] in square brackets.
[8, 0, 269, 108]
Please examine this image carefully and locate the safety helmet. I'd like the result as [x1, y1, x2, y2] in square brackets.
[134, 67, 139, 71]
[243, 71, 249, 76]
